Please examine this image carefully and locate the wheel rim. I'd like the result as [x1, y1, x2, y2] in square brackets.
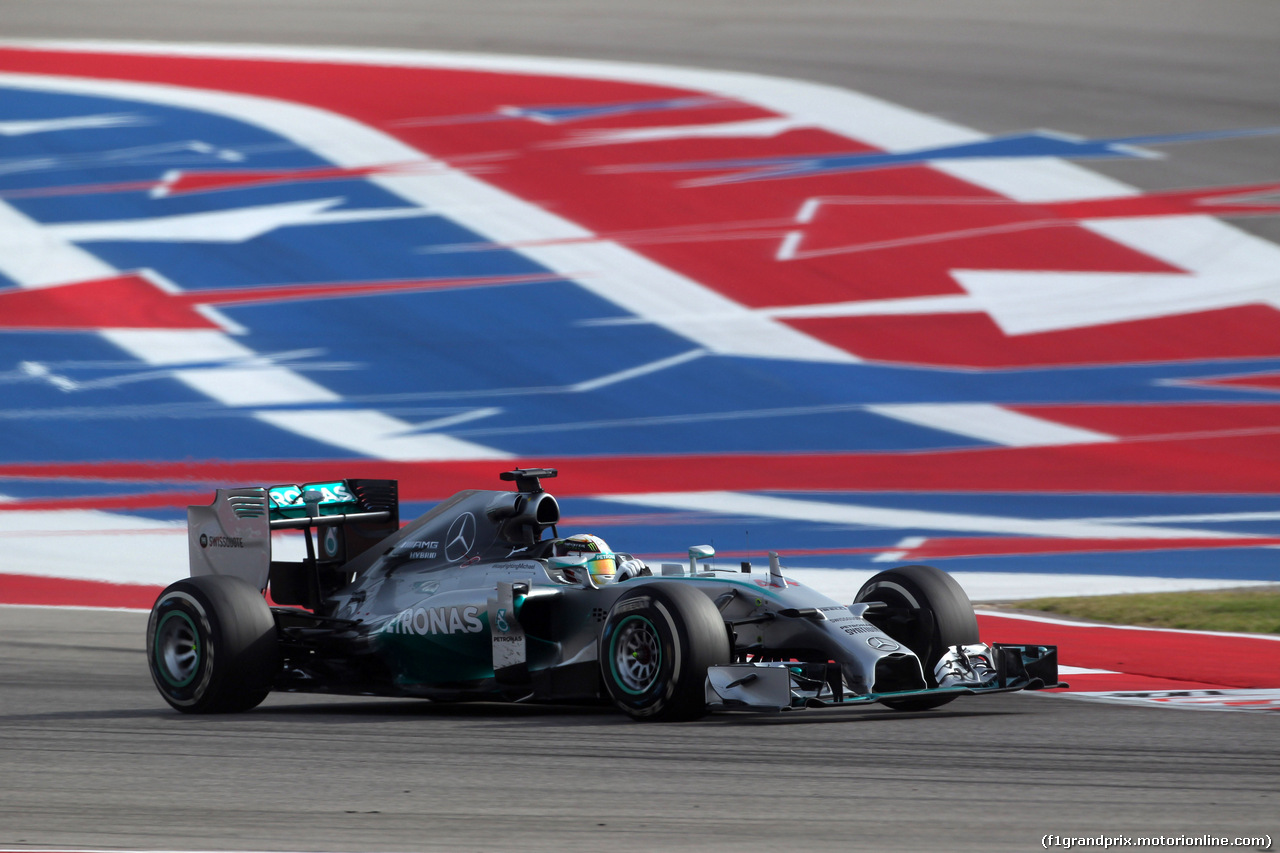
[154, 610, 200, 688]
[610, 615, 661, 694]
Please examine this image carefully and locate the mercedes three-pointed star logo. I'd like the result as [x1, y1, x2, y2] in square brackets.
[867, 636, 901, 652]
[444, 511, 477, 562]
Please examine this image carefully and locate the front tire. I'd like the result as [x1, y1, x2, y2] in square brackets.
[599, 583, 730, 721]
[147, 575, 280, 713]
[855, 564, 979, 711]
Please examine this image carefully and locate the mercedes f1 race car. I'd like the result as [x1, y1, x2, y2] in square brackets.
[147, 469, 1061, 720]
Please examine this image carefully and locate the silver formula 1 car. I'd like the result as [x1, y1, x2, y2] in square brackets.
[147, 468, 1061, 720]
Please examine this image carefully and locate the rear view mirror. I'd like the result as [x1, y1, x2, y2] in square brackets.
[688, 544, 715, 573]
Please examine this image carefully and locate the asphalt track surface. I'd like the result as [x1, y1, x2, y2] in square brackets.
[2, 606, 1277, 853]
[1, 1, 1279, 850]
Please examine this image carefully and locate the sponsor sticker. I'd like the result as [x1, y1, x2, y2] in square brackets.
[395, 539, 441, 560]
[867, 636, 901, 652]
[268, 481, 355, 508]
[412, 580, 441, 596]
[199, 533, 244, 549]
[613, 597, 651, 615]
[384, 605, 484, 636]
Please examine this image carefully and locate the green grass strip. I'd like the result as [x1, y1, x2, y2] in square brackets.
[1006, 587, 1280, 635]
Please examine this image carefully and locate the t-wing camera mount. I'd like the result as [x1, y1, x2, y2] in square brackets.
[500, 468, 558, 494]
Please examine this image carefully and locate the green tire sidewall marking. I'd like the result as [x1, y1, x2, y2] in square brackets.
[609, 614, 661, 696]
[154, 608, 200, 689]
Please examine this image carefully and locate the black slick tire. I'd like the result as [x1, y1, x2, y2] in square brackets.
[855, 564, 979, 711]
[599, 583, 730, 722]
[147, 574, 280, 713]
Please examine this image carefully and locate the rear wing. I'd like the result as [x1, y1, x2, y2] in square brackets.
[188, 479, 399, 599]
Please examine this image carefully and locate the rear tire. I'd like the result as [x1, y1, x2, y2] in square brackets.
[147, 575, 279, 713]
[855, 564, 979, 711]
[599, 583, 730, 721]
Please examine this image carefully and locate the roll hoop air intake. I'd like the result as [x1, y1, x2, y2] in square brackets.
[490, 468, 560, 544]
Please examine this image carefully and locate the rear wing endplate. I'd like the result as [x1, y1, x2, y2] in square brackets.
[188, 479, 398, 591]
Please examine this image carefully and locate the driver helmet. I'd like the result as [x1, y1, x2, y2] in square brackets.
[549, 533, 617, 584]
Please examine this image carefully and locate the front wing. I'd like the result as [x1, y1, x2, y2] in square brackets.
[706, 644, 1063, 711]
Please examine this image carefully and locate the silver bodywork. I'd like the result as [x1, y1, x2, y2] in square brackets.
[182, 471, 1059, 712]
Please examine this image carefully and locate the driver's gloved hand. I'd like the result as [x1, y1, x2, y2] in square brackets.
[615, 559, 651, 582]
